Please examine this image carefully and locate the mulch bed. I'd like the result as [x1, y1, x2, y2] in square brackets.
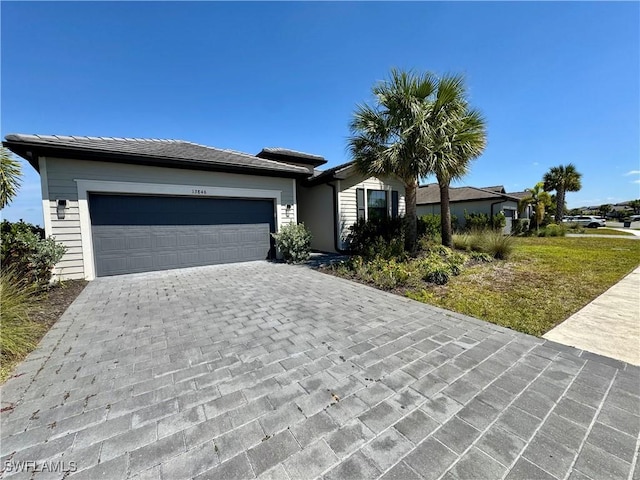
[29, 280, 88, 328]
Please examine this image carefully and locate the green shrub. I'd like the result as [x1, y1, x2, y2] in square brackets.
[417, 214, 459, 239]
[538, 224, 567, 237]
[347, 217, 405, 259]
[463, 211, 491, 231]
[1, 220, 66, 287]
[0, 269, 43, 362]
[469, 251, 494, 263]
[482, 231, 515, 259]
[512, 218, 530, 235]
[492, 212, 506, 230]
[271, 223, 312, 263]
[423, 266, 450, 285]
[417, 214, 441, 239]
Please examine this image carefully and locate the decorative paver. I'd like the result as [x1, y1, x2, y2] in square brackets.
[1, 261, 639, 479]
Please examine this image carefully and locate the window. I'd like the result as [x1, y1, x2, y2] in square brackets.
[367, 190, 388, 221]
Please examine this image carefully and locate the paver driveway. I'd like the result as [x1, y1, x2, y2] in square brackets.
[1, 262, 639, 480]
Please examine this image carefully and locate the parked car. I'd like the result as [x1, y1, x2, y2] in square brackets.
[629, 215, 640, 222]
[562, 216, 606, 228]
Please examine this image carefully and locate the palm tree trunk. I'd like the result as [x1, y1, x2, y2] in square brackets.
[439, 179, 453, 247]
[556, 188, 565, 224]
[404, 180, 418, 253]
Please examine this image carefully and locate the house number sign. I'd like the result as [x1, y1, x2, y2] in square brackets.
[191, 189, 208, 195]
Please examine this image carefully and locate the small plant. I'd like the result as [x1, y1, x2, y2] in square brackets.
[482, 231, 515, 259]
[424, 266, 450, 285]
[469, 251, 494, 263]
[271, 223, 312, 264]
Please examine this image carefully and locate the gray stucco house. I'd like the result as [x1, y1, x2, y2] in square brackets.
[416, 184, 522, 234]
[3, 134, 405, 280]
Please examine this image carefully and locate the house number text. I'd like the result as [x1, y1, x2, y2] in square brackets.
[191, 189, 208, 195]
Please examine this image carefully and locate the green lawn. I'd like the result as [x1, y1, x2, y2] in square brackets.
[574, 228, 636, 236]
[407, 237, 640, 336]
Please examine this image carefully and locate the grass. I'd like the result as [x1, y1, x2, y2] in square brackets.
[0, 276, 87, 383]
[575, 228, 636, 236]
[406, 237, 640, 336]
[0, 271, 44, 381]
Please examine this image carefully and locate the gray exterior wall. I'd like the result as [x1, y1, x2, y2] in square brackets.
[297, 184, 335, 253]
[42, 156, 296, 280]
[417, 199, 519, 234]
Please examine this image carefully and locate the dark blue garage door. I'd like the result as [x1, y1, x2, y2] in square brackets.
[89, 194, 275, 276]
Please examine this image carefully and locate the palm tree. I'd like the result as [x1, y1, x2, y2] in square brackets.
[0, 147, 22, 209]
[519, 182, 552, 231]
[543, 164, 582, 223]
[348, 69, 438, 251]
[349, 70, 486, 250]
[428, 75, 487, 247]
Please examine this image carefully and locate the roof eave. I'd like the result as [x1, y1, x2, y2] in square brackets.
[3, 140, 310, 179]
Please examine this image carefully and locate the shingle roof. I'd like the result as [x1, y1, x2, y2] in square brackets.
[3, 134, 311, 176]
[417, 183, 520, 204]
[256, 147, 326, 166]
[481, 185, 506, 193]
[508, 191, 530, 200]
[303, 161, 355, 186]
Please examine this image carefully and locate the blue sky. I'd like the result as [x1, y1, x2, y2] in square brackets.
[2, 1, 639, 226]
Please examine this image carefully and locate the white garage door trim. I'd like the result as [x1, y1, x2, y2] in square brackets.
[75, 179, 283, 280]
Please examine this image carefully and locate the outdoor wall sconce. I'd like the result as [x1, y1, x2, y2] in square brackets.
[286, 204, 292, 217]
[56, 199, 67, 219]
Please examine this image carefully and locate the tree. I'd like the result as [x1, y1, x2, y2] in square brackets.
[349, 70, 486, 250]
[0, 147, 22, 209]
[598, 204, 613, 218]
[628, 199, 640, 215]
[348, 69, 438, 251]
[429, 76, 487, 247]
[519, 182, 552, 231]
[543, 164, 582, 223]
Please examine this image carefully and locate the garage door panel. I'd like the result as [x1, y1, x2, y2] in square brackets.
[127, 234, 152, 250]
[89, 194, 274, 276]
[156, 253, 179, 268]
[129, 255, 154, 271]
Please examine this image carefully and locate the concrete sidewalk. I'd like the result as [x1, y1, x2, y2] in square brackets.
[544, 267, 640, 365]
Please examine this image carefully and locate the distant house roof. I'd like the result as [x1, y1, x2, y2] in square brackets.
[417, 183, 520, 204]
[303, 161, 356, 186]
[482, 185, 506, 193]
[508, 191, 530, 200]
[3, 134, 311, 178]
[256, 147, 327, 167]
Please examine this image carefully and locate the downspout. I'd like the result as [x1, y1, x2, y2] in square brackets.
[327, 182, 349, 254]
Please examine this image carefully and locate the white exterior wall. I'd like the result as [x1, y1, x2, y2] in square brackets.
[297, 184, 335, 253]
[42, 157, 297, 280]
[338, 174, 406, 250]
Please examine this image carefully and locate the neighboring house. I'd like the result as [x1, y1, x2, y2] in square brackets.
[298, 162, 406, 252]
[416, 183, 521, 234]
[3, 134, 405, 279]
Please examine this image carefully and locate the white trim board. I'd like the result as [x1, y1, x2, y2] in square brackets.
[74, 179, 283, 280]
